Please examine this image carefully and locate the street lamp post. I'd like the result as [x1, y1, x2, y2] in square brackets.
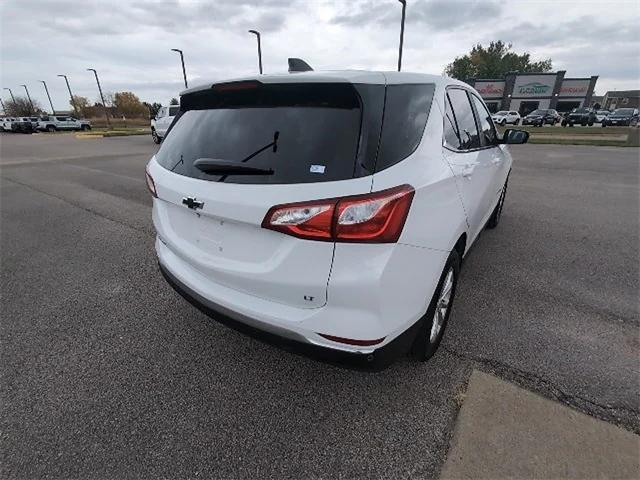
[171, 49, 188, 89]
[87, 68, 111, 128]
[3, 87, 16, 103]
[20, 84, 35, 114]
[0, 98, 6, 114]
[38, 81, 56, 114]
[58, 74, 79, 117]
[397, 0, 407, 72]
[248, 30, 263, 74]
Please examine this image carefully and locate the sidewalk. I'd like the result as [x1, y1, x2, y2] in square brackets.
[440, 370, 639, 479]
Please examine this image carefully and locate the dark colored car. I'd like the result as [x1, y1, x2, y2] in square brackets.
[602, 108, 639, 127]
[562, 107, 596, 127]
[522, 109, 560, 127]
[11, 118, 34, 134]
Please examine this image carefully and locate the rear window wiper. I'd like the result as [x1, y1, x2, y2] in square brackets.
[193, 158, 274, 175]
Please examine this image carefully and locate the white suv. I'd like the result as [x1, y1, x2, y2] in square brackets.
[37, 116, 91, 132]
[492, 110, 520, 126]
[151, 105, 179, 144]
[146, 72, 528, 367]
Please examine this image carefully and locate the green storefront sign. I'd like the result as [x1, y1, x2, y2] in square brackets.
[517, 82, 551, 95]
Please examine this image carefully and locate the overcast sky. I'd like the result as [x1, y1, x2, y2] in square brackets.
[1, 0, 638, 111]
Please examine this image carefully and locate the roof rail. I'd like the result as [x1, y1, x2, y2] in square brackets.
[288, 58, 313, 73]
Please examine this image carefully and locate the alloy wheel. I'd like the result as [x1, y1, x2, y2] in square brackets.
[430, 268, 454, 343]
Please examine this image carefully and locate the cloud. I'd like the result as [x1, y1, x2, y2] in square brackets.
[1, 0, 638, 107]
[331, 0, 501, 31]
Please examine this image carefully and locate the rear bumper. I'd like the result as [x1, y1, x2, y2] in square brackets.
[158, 259, 421, 370]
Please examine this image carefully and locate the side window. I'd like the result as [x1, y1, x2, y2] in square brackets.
[447, 88, 480, 150]
[168, 106, 179, 116]
[470, 94, 498, 147]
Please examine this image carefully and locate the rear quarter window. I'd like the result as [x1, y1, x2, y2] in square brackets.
[375, 84, 435, 172]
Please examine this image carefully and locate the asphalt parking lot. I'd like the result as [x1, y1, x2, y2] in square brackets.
[1, 133, 638, 478]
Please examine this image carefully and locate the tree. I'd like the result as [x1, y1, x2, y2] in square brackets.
[70, 95, 90, 117]
[4, 96, 44, 116]
[445, 41, 552, 80]
[113, 91, 147, 117]
[143, 101, 162, 118]
[170, 98, 179, 105]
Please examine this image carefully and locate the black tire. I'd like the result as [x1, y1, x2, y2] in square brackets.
[46, 125, 56, 132]
[515, 119, 520, 125]
[601, 122, 607, 127]
[81, 124, 91, 131]
[486, 175, 509, 229]
[411, 249, 461, 362]
[152, 128, 161, 144]
[588, 121, 594, 127]
[562, 121, 567, 127]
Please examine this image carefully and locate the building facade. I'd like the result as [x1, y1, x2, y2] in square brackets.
[600, 90, 639, 110]
[467, 71, 598, 116]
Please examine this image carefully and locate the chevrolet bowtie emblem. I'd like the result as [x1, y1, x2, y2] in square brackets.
[182, 197, 204, 210]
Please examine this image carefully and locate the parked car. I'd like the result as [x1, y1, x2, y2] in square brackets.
[0, 117, 13, 131]
[37, 115, 91, 132]
[11, 117, 34, 133]
[562, 107, 596, 126]
[491, 110, 521, 126]
[601, 108, 639, 127]
[151, 104, 179, 144]
[145, 72, 529, 367]
[522, 109, 560, 126]
[594, 110, 610, 123]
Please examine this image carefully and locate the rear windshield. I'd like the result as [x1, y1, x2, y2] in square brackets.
[156, 82, 367, 184]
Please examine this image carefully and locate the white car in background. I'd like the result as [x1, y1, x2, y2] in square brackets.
[37, 115, 91, 132]
[594, 110, 610, 123]
[145, 71, 529, 367]
[151, 104, 179, 144]
[491, 110, 521, 126]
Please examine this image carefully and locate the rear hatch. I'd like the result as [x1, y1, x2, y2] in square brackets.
[151, 80, 384, 309]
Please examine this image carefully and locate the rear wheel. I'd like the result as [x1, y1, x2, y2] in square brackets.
[81, 124, 90, 131]
[46, 125, 56, 132]
[152, 128, 161, 144]
[412, 250, 461, 362]
[486, 176, 509, 229]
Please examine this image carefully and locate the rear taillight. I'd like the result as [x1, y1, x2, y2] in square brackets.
[261, 185, 415, 243]
[145, 168, 157, 197]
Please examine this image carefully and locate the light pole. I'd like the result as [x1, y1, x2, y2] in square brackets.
[87, 68, 111, 128]
[248, 30, 263, 74]
[0, 98, 6, 114]
[38, 81, 55, 114]
[20, 84, 35, 114]
[171, 49, 188, 89]
[58, 74, 79, 117]
[397, 0, 407, 72]
[3, 87, 16, 103]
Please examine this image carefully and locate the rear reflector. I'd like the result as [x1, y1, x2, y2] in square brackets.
[318, 333, 386, 347]
[145, 168, 157, 197]
[262, 185, 414, 243]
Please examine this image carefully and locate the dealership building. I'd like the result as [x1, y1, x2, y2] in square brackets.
[466, 71, 598, 115]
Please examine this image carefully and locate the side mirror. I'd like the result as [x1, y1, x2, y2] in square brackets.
[502, 128, 529, 145]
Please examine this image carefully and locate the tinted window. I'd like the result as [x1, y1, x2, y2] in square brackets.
[375, 84, 435, 171]
[168, 106, 179, 116]
[443, 94, 460, 150]
[470, 94, 497, 147]
[447, 88, 480, 150]
[156, 83, 365, 185]
[56, 116, 67, 121]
